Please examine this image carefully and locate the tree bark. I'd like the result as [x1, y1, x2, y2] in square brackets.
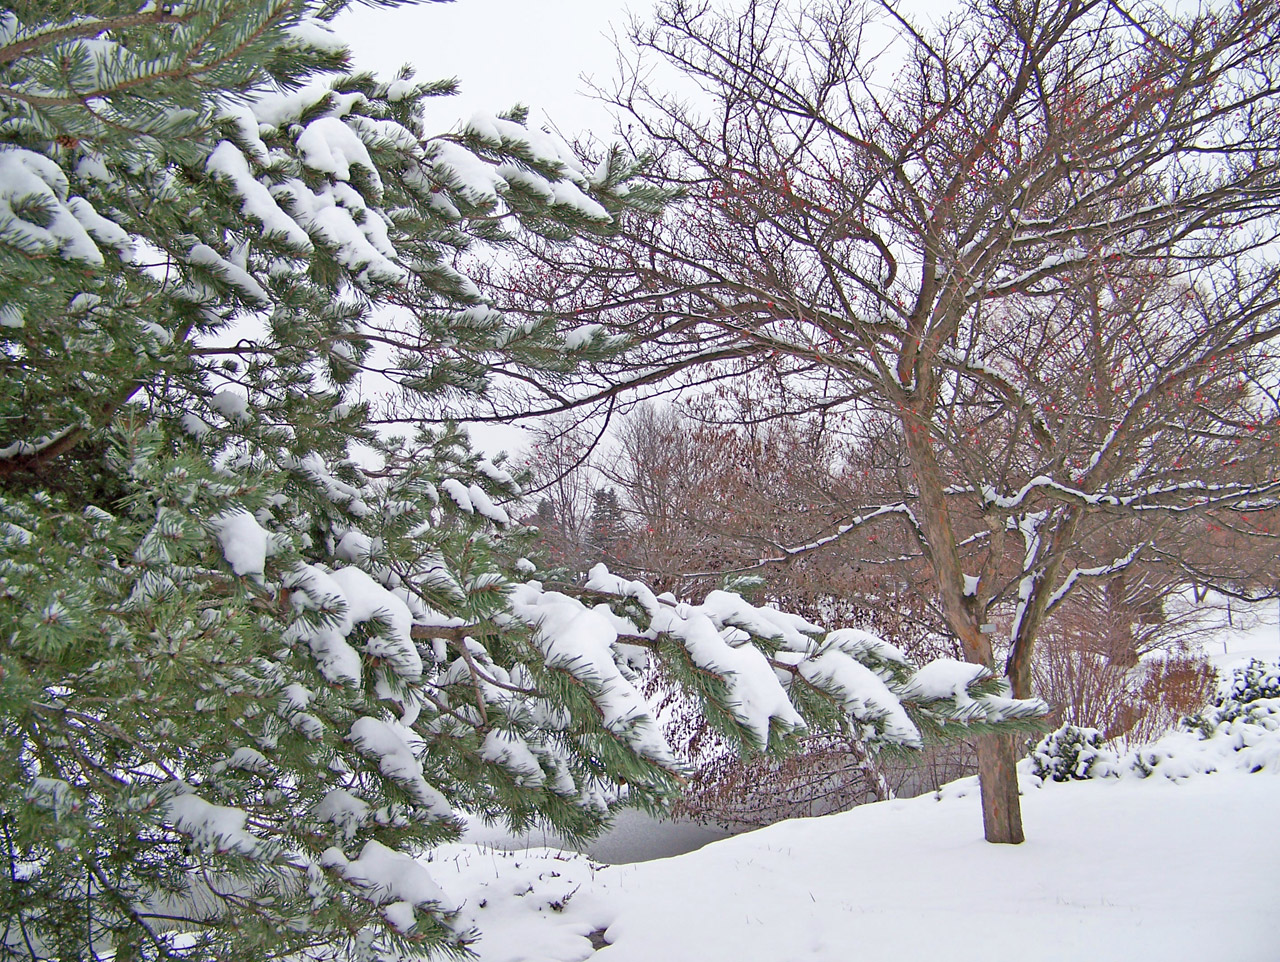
[976, 733, 1025, 844]
[900, 412, 1026, 844]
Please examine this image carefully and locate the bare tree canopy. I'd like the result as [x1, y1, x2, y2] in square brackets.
[501, 0, 1280, 842]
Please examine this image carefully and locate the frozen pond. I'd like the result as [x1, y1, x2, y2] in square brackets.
[461, 807, 738, 864]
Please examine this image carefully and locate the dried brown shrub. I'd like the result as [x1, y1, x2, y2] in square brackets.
[1033, 605, 1216, 744]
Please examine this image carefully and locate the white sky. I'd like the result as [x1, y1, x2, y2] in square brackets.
[329, 0, 937, 458]
[334, 0, 638, 145]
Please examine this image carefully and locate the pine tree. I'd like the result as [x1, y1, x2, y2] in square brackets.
[587, 486, 626, 560]
[0, 2, 1044, 958]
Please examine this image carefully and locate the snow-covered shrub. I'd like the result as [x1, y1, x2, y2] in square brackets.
[1028, 725, 1119, 782]
[1193, 658, 1280, 729]
[1025, 658, 1280, 786]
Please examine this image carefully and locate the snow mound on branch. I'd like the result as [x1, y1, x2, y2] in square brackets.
[902, 659, 988, 703]
[794, 647, 919, 745]
[824, 627, 909, 666]
[440, 478, 510, 524]
[427, 140, 507, 203]
[208, 140, 313, 247]
[441, 478, 474, 512]
[348, 717, 452, 817]
[297, 116, 380, 188]
[324, 839, 455, 928]
[209, 388, 250, 421]
[166, 792, 260, 855]
[211, 509, 271, 577]
[508, 582, 675, 765]
[699, 589, 822, 647]
[0, 148, 105, 263]
[283, 563, 421, 687]
[328, 566, 421, 681]
[188, 242, 270, 303]
[481, 730, 547, 787]
[467, 483, 510, 524]
[648, 599, 806, 745]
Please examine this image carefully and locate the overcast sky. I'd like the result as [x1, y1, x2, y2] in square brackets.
[334, 0, 638, 144]
[328, 0, 935, 458]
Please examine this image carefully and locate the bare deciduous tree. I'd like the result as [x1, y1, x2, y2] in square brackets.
[506, 0, 1280, 842]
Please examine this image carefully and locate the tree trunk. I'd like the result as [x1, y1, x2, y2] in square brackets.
[900, 413, 1027, 844]
[976, 733, 1024, 844]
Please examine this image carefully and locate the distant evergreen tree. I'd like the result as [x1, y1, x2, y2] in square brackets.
[587, 486, 627, 560]
[0, 2, 1045, 958]
[534, 498, 559, 527]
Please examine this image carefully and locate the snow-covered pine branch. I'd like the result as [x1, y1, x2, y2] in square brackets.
[0, 1, 1050, 957]
[507, 564, 1046, 757]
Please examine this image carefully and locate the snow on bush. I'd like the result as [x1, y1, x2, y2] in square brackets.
[1027, 658, 1280, 784]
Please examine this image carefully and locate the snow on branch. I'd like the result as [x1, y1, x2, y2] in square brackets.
[974, 476, 1280, 514]
[507, 565, 1047, 755]
[1046, 543, 1147, 614]
[680, 503, 921, 579]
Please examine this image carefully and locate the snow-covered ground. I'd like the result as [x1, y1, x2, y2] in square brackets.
[432, 770, 1278, 962]
[1199, 593, 1280, 667]
[426, 599, 1280, 962]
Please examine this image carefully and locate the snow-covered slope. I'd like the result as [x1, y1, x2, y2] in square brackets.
[1203, 594, 1280, 668]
